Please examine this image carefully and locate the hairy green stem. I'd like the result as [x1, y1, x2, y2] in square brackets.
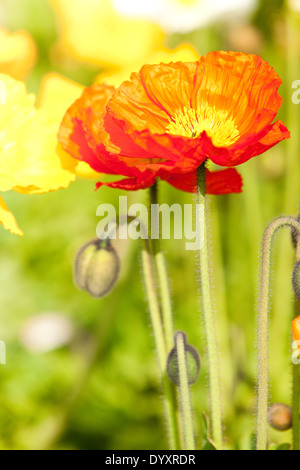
[175, 332, 195, 450]
[141, 182, 179, 450]
[271, 0, 300, 404]
[292, 227, 300, 450]
[141, 243, 179, 450]
[197, 163, 222, 449]
[150, 183, 174, 352]
[256, 217, 300, 450]
[292, 356, 300, 450]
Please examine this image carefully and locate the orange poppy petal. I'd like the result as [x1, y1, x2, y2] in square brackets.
[191, 51, 284, 142]
[59, 84, 116, 160]
[59, 52, 289, 196]
[59, 84, 155, 177]
[208, 120, 290, 167]
[107, 52, 285, 146]
[107, 61, 198, 135]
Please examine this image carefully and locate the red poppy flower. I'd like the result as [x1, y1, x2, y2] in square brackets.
[58, 51, 289, 194]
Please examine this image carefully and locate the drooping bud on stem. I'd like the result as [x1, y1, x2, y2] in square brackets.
[166, 331, 199, 450]
[167, 331, 200, 386]
[74, 239, 120, 298]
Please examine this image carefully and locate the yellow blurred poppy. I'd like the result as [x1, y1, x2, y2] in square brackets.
[0, 74, 76, 236]
[38, 72, 100, 179]
[49, 0, 164, 68]
[112, 0, 257, 33]
[94, 43, 200, 87]
[0, 27, 37, 79]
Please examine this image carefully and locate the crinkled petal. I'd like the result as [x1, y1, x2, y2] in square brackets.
[106, 52, 288, 168]
[208, 120, 290, 167]
[108, 52, 285, 141]
[58, 83, 116, 164]
[59, 52, 289, 193]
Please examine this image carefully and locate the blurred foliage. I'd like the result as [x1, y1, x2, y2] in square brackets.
[0, 0, 299, 450]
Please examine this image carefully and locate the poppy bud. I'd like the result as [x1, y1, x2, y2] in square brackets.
[167, 331, 200, 386]
[267, 403, 292, 431]
[74, 239, 120, 298]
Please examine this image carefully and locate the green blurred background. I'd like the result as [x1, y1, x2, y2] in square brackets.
[0, 0, 299, 450]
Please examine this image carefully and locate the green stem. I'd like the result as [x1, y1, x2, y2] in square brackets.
[141, 245, 179, 450]
[93, 207, 179, 449]
[292, 358, 300, 450]
[141, 247, 167, 369]
[256, 217, 300, 450]
[150, 182, 174, 352]
[175, 332, 195, 450]
[141, 182, 179, 450]
[292, 229, 300, 450]
[271, 0, 300, 405]
[197, 163, 222, 449]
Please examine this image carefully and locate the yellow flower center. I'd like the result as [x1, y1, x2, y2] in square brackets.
[166, 105, 240, 147]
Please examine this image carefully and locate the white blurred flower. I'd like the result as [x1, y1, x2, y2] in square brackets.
[20, 312, 74, 353]
[112, 0, 257, 33]
[289, 0, 300, 12]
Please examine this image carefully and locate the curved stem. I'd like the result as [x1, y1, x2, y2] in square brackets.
[175, 332, 195, 450]
[197, 163, 222, 449]
[256, 217, 300, 450]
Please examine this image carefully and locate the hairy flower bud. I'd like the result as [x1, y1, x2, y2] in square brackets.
[74, 239, 120, 298]
[167, 331, 200, 386]
[267, 403, 292, 431]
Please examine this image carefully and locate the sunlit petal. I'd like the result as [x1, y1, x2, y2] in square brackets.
[0, 27, 37, 79]
[0, 196, 23, 236]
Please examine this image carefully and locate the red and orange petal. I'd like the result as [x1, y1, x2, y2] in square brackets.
[162, 168, 243, 194]
[106, 51, 289, 165]
[292, 316, 300, 355]
[95, 168, 242, 194]
[58, 84, 115, 164]
[59, 52, 289, 196]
